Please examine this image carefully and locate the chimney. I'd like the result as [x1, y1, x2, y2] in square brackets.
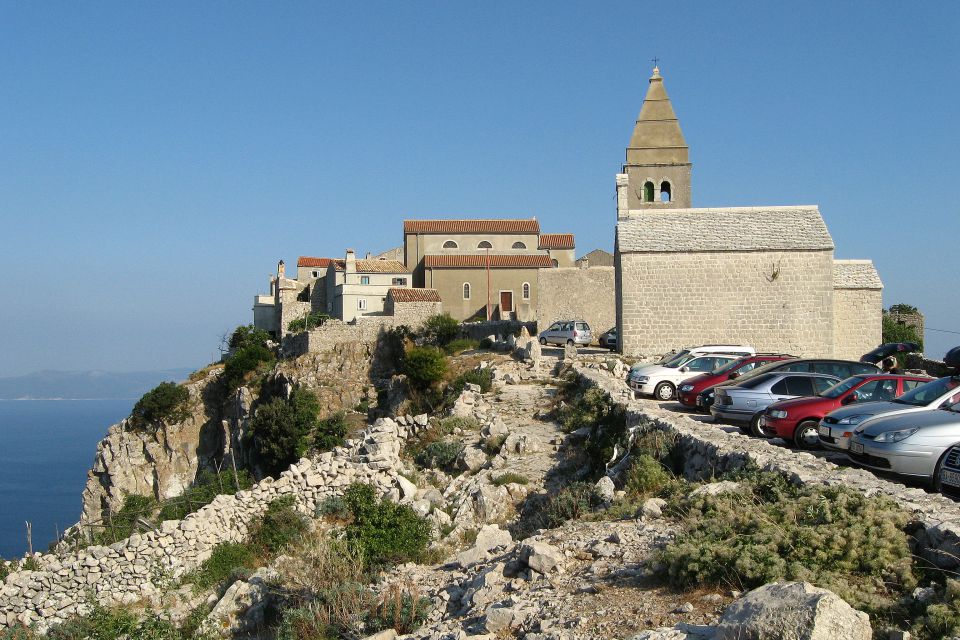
[345, 249, 356, 274]
[579, 258, 589, 269]
[277, 260, 286, 279]
[365, 252, 372, 259]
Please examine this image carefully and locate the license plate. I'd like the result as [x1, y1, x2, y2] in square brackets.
[818, 425, 831, 437]
[942, 469, 960, 488]
[850, 442, 864, 454]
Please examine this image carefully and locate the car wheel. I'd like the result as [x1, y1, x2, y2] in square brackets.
[750, 413, 773, 438]
[932, 450, 951, 493]
[794, 420, 821, 449]
[654, 382, 675, 401]
[539, 337, 547, 345]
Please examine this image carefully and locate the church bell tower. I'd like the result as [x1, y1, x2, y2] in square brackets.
[623, 66, 691, 210]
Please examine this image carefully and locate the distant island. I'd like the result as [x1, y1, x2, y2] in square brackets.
[0, 368, 197, 400]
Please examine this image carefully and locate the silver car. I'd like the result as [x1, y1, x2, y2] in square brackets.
[711, 371, 840, 435]
[819, 375, 960, 451]
[538, 320, 592, 346]
[847, 399, 960, 482]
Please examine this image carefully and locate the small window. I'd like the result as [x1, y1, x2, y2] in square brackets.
[357, 299, 367, 310]
[477, 240, 492, 249]
[311, 270, 321, 278]
[643, 181, 655, 202]
[902, 379, 924, 392]
[512, 241, 527, 249]
[522, 282, 530, 299]
[784, 376, 815, 396]
[360, 276, 370, 285]
[443, 240, 458, 249]
[660, 181, 672, 202]
[813, 377, 838, 395]
[463, 283, 471, 300]
[770, 379, 790, 395]
[392, 277, 407, 286]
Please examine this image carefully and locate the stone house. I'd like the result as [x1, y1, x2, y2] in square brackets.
[403, 219, 575, 321]
[576, 249, 614, 268]
[385, 287, 443, 323]
[324, 250, 411, 322]
[615, 67, 882, 358]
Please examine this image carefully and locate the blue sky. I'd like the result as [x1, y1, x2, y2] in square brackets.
[1, 1, 958, 376]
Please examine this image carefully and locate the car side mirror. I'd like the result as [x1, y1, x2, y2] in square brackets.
[729, 372, 740, 379]
[841, 394, 857, 405]
[680, 366, 689, 373]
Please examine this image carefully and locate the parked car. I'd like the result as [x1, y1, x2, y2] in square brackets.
[936, 442, 960, 498]
[677, 354, 795, 409]
[599, 327, 618, 350]
[538, 320, 592, 346]
[628, 345, 756, 381]
[629, 353, 743, 401]
[761, 374, 931, 448]
[711, 371, 841, 435]
[696, 358, 881, 415]
[819, 374, 960, 452]
[847, 398, 960, 484]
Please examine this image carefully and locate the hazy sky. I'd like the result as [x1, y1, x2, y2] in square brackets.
[1, 1, 958, 377]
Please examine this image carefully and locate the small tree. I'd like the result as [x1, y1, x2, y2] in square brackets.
[314, 412, 348, 451]
[128, 382, 190, 431]
[882, 313, 923, 351]
[423, 313, 460, 347]
[222, 343, 275, 391]
[888, 303, 920, 315]
[403, 346, 447, 389]
[249, 387, 321, 475]
[229, 324, 271, 351]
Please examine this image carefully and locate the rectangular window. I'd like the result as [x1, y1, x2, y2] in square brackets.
[360, 276, 370, 285]
[312, 270, 321, 278]
[357, 299, 367, 310]
[392, 277, 407, 286]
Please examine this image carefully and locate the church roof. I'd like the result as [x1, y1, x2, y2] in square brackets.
[404, 219, 540, 234]
[538, 234, 575, 250]
[389, 288, 442, 303]
[424, 254, 552, 268]
[331, 259, 409, 273]
[617, 206, 834, 253]
[626, 67, 689, 165]
[833, 260, 883, 290]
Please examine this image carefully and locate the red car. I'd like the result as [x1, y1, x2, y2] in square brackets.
[676, 354, 795, 410]
[761, 373, 932, 448]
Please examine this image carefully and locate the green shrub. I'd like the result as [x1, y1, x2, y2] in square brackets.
[623, 455, 672, 498]
[403, 346, 447, 389]
[314, 412, 348, 452]
[492, 472, 528, 486]
[414, 440, 464, 472]
[540, 482, 605, 529]
[229, 325, 271, 351]
[98, 494, 157, 545]
[178, 603, 211, 639]
[341, 483, 431, 568]
[478, 337, 493, 349]
[46, 604, 139, 640]
[157, 469, 253, 521]
[249, 387, 321, 475]
[222, 343, 275, 391]
[482, 434, 507, 455]
[276, 605, 334, 640]
[288, 311, 331, 333]
[555, 384, 630, 476]
[915, 579, 960, 639]
[423, 313, 460, 347]
[0, 562, 8, 582]
[365, 586, 433, 634]
[443, 338, 479, 355]
[0, 627, 35, 640]
[188, 541, 258, 592]
[448, 368, 494, 397]
[438, 416, 480, 433]
[250, 496, 308, 554]
[316, 495, 351, 521]
[882, 312, 923, 351]
[658, 474, 916, 617]
[20, 557, 39, 572]
[128, 382, 190, 431]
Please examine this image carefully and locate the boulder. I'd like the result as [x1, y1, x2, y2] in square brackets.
[481, 418, 510, 439]
[395, 475, 418, 502]
[521, 541, 563, 574]
[199, 567, 278, 637]
[595, 476, 616, 504]
[484, 603, 522, 633]
[641, 497, 667, 519]
[457, 447, 488, 473]
[689, 481, 744, 499]
[453, 525, 513, 568]
[527, 338, 542, 365]
[714, 581, 872, 640]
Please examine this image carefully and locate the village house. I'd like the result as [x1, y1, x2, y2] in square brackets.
[402, 218, 575, 321]
[323, 250, 411, 322]
[614, 67, 882, 359]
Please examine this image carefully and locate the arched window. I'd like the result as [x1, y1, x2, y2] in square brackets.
[463, 283, 471, 299]
[643, 181, 655, 202]
[477, 240, 492, 249]
[442, 240, 458, 249]
[511, 241, 527, 250]
[660, 181, 672, 202]
[522, 282, 530, 299]
[551, 259, 559, 268]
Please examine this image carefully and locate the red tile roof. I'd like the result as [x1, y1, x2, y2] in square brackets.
[424, 254, 553, 268]
[403, 219, 540, 234]
[538, 233, 575, 250]
[331, 259, 409, 274]
[297, 257, 334, 268]
[389, 288, 442, 303]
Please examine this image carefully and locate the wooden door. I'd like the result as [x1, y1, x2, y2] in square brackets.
[499, 291, 513, 315]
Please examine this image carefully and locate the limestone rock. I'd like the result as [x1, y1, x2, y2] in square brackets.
[457, 447, 488, 473]
[714, 581, 871, 640]
[595, 476, 616, 504]
[689, 481, 743, 499]
[484, 603, 522, 633]
[642, 497, 667, 519]
[199, 567, 277, 637]
[521, 542, 563, 574]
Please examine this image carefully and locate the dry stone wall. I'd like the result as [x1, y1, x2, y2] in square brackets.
[0, 418, 421, 634]
[576, 365, 960, 572]
[833, 287, 882, 360]
[618, 249, 834, 358]
[537, 266, 615, 335]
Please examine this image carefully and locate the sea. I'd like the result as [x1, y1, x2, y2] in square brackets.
[0, 399, 133, 559]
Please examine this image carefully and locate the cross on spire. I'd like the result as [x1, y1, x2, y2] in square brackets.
[651, 56, 659, 69]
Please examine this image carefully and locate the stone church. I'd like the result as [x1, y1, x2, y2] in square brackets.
[615, 67, 882, 359]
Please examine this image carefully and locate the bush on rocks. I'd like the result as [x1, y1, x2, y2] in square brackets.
[365, 584, 433, 635]
[623, 454, 673, 499]
[414, 440, 464, 473]
[313, 412, 348, 451]
[222, 343, 275, 392]
[915, 579, 960, 639]
[189, 542, 258, 592]
[98, 494, 158, 545]
[448, 368, 494, 395]
[422, 313, 460, 347]
[248, 387, 324, 476]
[44, 604, 178, 640]
[158, 469, 253, 521]
[543, 482, 606, 528]
[403, 346, 448, 389]
[128, 382, 190, 432]
[250, 496, 309, 554]
[341, 483, 431, 568]
[443, 338, 480, 355]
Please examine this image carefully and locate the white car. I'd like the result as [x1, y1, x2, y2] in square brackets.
[629, 353, 744, 401]
[627, 345, 755, 380]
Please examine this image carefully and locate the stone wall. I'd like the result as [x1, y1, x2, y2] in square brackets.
[460, 320, 538, 341]
[537, 266, 615, 336]
[576, 365, 960, 573]
[833, 287, 882, 360]
[618, 250, 834, 358]
[0, 419, 422, 633]
[387, 300, 443, 325]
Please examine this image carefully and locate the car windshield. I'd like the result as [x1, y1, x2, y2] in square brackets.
[710, 357, 748, 375]
[731, 359, 797, 384]
[658, 350, 690, 366]
[821, 376, 864, 399]
[735, 373, 778, 390]
[894, 376, 960, 407]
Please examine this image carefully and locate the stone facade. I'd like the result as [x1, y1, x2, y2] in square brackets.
[384, 288, 443, 324]
[832, 260, 883, 360]
[536, 266, 615, 336]
[423, 263, 540, 322]
[576, 249, 614, 268]
[617, 248, 834, 358]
